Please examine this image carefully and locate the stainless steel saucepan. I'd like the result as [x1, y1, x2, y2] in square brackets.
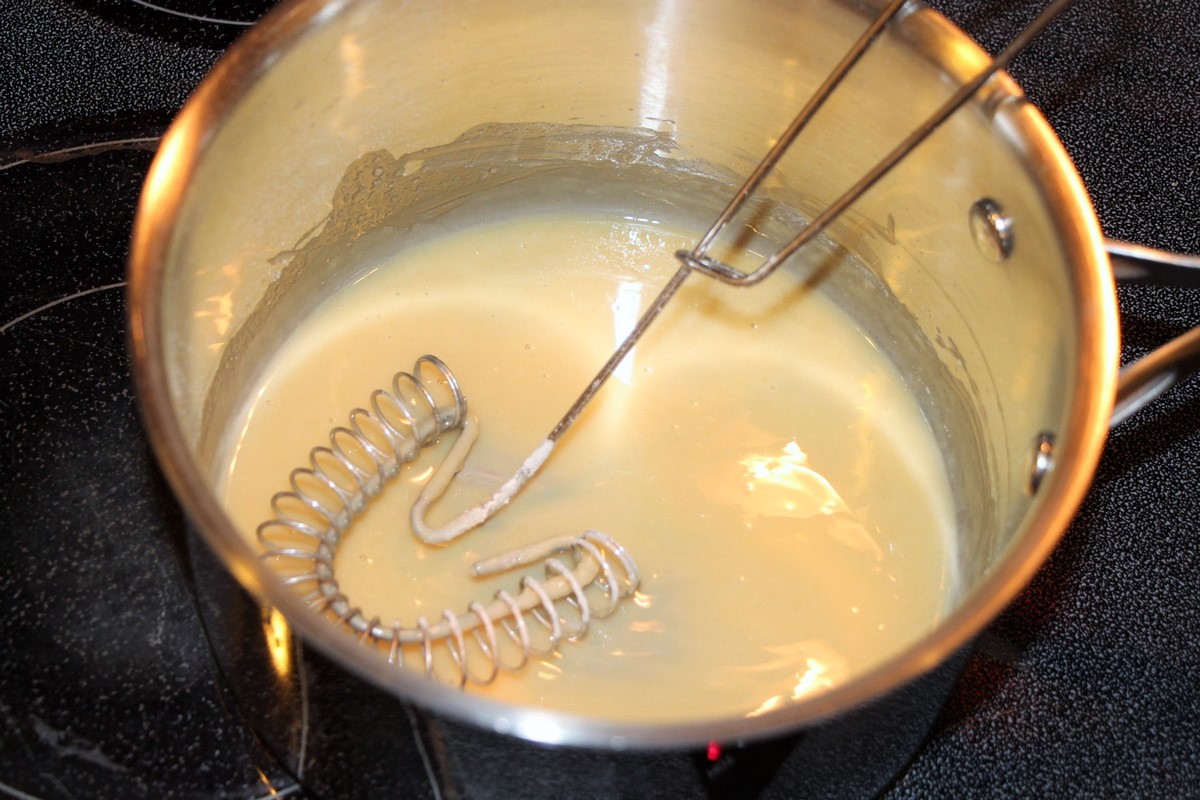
[126, 0, 1200, 788]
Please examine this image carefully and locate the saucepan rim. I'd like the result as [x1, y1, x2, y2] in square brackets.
[127, 0, 1118, 749]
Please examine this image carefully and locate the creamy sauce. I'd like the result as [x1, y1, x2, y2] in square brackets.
[219, 214, 956, 723]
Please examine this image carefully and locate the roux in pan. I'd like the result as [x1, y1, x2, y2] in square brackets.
[219, 212, 956, 723]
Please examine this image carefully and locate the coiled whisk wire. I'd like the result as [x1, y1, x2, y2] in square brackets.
[255, 355, 639, 687]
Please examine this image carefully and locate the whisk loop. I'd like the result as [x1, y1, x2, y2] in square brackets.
[256, 356, 640, 687]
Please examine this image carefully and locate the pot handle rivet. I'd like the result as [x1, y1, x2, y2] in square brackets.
[1028, 432, 1055, 495]
[969, 198, 1014, 262]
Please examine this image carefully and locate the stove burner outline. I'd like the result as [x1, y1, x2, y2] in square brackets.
[125, 0, 268, 26]
[0, 136, 161, 171]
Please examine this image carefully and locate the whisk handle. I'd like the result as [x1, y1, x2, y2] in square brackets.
[680, 0, 1081, 289]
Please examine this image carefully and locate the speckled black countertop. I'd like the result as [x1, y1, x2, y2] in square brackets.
[1, 1, 1197, 798]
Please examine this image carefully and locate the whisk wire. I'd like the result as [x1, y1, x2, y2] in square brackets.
[692, 0, 910, 257]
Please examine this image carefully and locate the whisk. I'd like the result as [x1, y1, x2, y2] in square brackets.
[256, 355, 640, 687]
[389, 0, 1081, 541]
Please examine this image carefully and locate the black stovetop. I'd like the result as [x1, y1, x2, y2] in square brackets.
[2, 1, 1198, 797]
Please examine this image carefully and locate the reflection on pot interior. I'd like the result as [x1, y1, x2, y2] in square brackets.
[214, 131, 961, 723]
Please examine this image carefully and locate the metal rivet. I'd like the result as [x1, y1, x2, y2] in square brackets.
[969, 198, 1014, 261]
[1028, 432, 1055, 495]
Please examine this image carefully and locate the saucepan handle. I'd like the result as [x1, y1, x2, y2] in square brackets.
[1107, 239, 1200, 426]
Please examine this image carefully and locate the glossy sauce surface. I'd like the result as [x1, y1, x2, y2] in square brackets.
[219, 214, 957, 723]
